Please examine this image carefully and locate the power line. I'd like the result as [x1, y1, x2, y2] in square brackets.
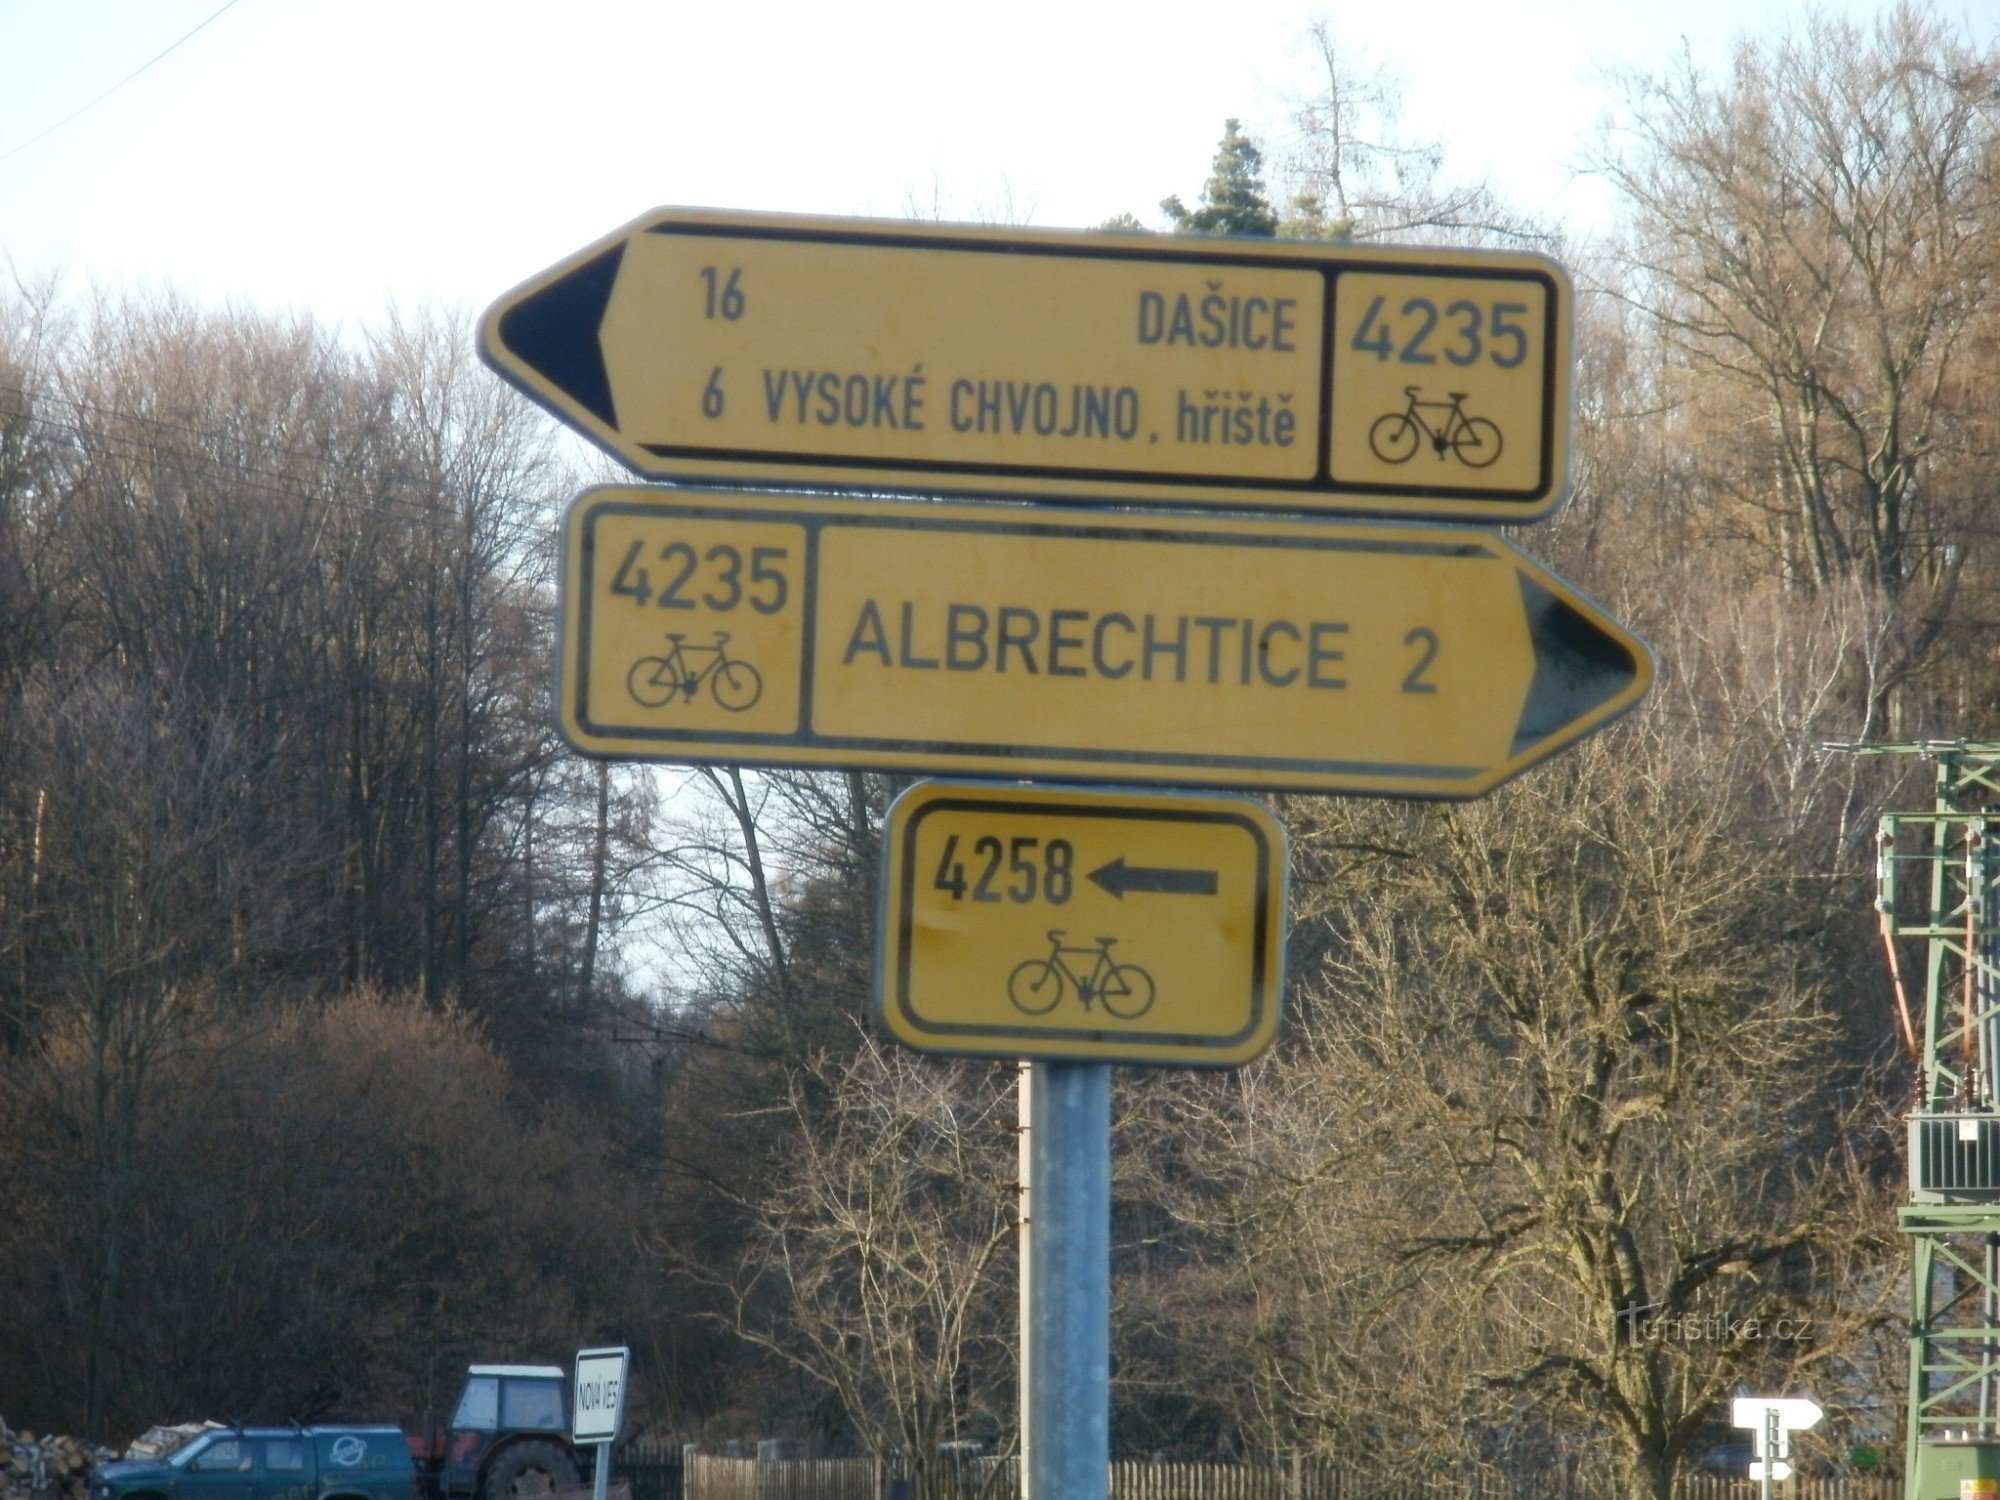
[0, 0, 248, 168]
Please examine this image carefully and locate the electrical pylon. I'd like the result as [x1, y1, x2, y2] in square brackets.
[1847, 742, 2000, 1500]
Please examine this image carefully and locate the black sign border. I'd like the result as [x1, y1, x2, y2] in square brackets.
[567, 492, 1506, 786]
[633, 220, 1559, 507]
[481, 209, 1572, 523]
[875, 785, 1285, 1066]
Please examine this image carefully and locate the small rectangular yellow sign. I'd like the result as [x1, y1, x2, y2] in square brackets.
[485, 208, 1573, 522]
[877, 782, 1287, 1066]
[557, 487, 1652, 798]
[1329, 271, 1549, 494]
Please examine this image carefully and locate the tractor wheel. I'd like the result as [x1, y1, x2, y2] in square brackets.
[483, 1442, 580, 1500]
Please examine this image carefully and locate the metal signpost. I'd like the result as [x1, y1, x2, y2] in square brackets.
[555, 486, 1651, 798]
[572, 1346, 629, 1500]
[881, 780, 1286, 1494]
[482, 207, 1573, 523]
[482, 203, 1647, 1500]
[1734, 1396, 1824, 1500]
[1017, 1056, 1110, 1500]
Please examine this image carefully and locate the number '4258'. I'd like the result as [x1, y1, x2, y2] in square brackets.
[935, 834, 1074, 905]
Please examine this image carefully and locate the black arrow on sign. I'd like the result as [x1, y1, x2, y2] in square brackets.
[493, 243, 625, 431]
[1088, 858, 1219, 900]
[1509, 571, 1642, 760]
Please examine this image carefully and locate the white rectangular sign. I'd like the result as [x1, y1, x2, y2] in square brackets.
[1733, 1396, 1824, 1443]
[573, 1346, 630, 1445]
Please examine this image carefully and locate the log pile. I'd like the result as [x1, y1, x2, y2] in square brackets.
[120, 1425, 222, 1462]
[0, 1422, 115, 1500]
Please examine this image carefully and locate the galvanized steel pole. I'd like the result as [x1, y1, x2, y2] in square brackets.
[1020, 1059, 1110, 1500]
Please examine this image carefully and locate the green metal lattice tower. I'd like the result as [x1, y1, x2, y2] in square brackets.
[1850, 742, 2000, 1500]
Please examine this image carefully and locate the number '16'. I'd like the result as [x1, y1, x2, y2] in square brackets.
[701, 267, 745, 320]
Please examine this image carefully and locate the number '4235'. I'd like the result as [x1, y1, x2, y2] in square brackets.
[1351, 295, 1530, 369]
[609, 539, 788, 613]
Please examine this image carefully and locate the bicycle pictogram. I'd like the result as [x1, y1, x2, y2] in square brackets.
[1367, 387, 1503, 469]
[627, 632, 764, 712]
[1007, 930, 1155, 1020]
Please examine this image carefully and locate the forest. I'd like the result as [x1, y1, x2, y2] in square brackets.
[2, 9, 1997, 1500]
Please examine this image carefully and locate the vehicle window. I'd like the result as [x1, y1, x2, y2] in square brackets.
[452, 1377, 500, 1433]
[265, 1441, 304, 1473]
[192, 1441, 249, 1474]
[499, 1380, 564, 1431]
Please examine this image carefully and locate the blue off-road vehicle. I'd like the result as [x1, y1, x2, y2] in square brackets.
[95, 1365, 589, 1500]
[93, 1427, 415, 1500]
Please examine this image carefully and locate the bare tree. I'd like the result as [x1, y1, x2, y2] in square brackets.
[0, 985, 661, 1433]
[365, 309, 566, 1007]
[1129, 720, 1898, 1498]
[0, 285, 668, 1431]
[702, 1035, 1017, 1496]
[1, 669, 288, 1435]
[1279, 16, 1539, 245]
[1594, 6, 2000, 594]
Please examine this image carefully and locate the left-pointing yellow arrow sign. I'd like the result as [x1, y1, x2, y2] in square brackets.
[482, 206, 1573, 523]
[557, 485, 1651, 798]
[877, 781, 1289, 1067]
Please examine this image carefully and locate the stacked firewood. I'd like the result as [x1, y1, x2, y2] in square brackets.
[119, 1425, 221, 1463]
[0, 1422, 114, 1500]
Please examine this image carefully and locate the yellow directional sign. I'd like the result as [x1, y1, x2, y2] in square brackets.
[876, 782, 1287, 1066]
[485, 207, 1573, 523]
[557, 486, 1652, 798]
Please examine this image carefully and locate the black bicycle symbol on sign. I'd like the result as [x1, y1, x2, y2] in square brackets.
[1368, 387, 1503, 469]
[1007, 930, 1156, 1020]
[627, 632, 764, 712]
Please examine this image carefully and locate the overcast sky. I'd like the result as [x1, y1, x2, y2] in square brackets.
[0, 0, 1956, 332]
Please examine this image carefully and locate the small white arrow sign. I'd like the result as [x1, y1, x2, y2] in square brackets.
[1734, 1396, 1824, 1432]
[1750, 1462, 1794, 1483]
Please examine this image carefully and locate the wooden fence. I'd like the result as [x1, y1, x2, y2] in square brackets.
[683, 1454, 883, 1500]
[679, 1455, 1903, 1500]
[1680, 1484, 1897, 1500]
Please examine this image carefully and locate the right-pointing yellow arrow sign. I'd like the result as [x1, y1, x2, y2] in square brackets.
[558, 486, 1651, 797]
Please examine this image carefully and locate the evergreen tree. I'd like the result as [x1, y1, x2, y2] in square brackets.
[1161, 118, 1278, 237]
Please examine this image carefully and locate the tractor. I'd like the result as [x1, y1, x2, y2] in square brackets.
[410, 1366, 587, 1500]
